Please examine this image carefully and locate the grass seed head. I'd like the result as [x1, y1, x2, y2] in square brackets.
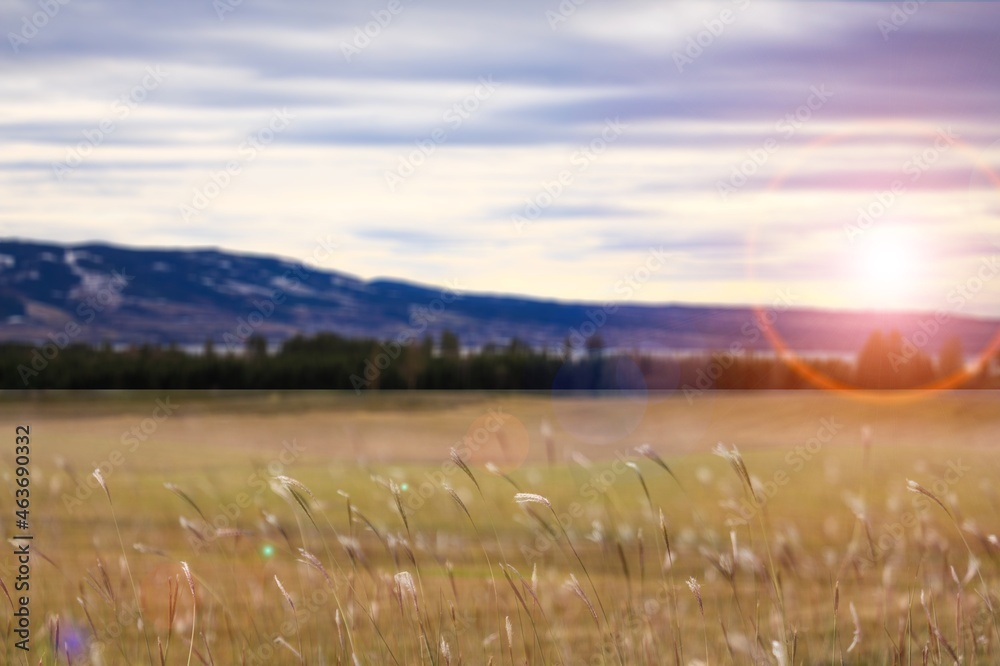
[92, 469, 109, 498]
[907, 479, 952, 516]
[394, 571, 417, 597]
[441, 636, 452, 665]
[450, 448, 481, 492]
[443, 484, 472, 519]
[298, 549, 333, 586]
[514, 492, 552, 510]
[687, 577, 704, 616]
[564, 574, 599, 625]
[713, 443, 754, 498]
[275, 575, 295, 611]
[274, 475, 315, 497]
[847, 602, 861, 653]
[180, 561, 196, 597]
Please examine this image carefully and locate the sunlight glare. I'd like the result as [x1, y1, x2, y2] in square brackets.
[856, 226, 919, 301]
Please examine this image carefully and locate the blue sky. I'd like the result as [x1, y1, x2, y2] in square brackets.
[2, 1, 999, 315]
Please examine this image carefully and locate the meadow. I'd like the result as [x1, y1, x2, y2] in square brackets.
[0, 390, 998, 665]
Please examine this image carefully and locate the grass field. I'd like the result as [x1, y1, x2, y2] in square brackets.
[1, 390, 998, 664]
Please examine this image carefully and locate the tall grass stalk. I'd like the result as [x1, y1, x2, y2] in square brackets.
[93, 469, 154, 665]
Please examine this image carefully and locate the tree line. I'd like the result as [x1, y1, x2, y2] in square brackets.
[0, 328, 995, 391]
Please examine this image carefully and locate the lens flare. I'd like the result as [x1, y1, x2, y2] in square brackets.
[856, 226, 919, 301]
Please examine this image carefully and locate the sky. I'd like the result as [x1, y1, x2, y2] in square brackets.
[2, 0, 999, 316]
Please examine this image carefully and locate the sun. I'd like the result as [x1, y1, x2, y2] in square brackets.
[862, 234, 910, 282]
[856, 226, 919, 299]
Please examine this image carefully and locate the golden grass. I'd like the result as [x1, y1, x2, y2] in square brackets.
[0, 390, 997, 664]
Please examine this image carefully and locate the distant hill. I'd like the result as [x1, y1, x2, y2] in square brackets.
[0, 239, 996, 358]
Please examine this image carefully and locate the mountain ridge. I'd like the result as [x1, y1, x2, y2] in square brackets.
[0, 238, 996, 359]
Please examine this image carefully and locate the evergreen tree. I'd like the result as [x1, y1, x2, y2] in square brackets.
[856, 330, 886, 388]
[440, 330, 460, 359]
[938, 335, 965, 378]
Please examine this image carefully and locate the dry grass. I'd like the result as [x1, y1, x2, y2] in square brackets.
[0, 390, 998, 664]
